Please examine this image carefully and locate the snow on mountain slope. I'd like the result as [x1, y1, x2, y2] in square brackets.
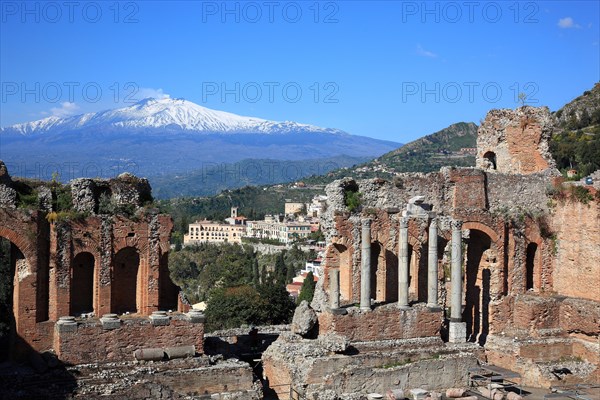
[1, 98, 347, 136]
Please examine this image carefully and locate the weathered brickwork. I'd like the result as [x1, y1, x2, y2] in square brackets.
[0, 166, 187, 365]
[268, 106, 600, 395]
[54, 314, 204, 364]
[318, 304, 442, 341]
[476, 106, 556, 174]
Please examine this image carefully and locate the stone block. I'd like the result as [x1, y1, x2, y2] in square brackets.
[448, 322, 466, 343]
[186, 310, 206, 323]
[410, 388, 429, 400]
[150, 311, 170, 326]
[100, 314, 122, 330]
[55, 316, 78, 333]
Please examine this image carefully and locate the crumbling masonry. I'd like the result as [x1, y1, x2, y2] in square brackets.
[0, 171, 204, 365]
[263, 106, 600, 397]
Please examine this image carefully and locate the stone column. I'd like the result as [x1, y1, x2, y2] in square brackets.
[398, 217, 410, 309]
[360, 219, 372, 310]
[330, 268, 340, 309]
[449, 219, 466, 343]
[427, 218, 439, 309]
[329, 268, 347, 315]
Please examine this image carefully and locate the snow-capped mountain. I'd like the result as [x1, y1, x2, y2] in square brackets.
[1, 98, 346, 136]
[0, 98, 401, 193]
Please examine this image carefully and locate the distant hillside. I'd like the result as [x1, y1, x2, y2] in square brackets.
[550, 82, 600, 177]
[149, 155, 369, 199]
[303, 122, 478, 183]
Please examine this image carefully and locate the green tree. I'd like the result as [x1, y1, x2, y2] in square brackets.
[205, 285, 264, 331]
[274, 252, 287, 285]
[257, 280, 295, 325]
[297, 272, 316, 305]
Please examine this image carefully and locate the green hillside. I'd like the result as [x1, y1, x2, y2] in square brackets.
[550, 82, 600, 177]
[303, 122, 478, 184]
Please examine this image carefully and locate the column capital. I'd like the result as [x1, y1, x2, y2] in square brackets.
[361, 218, 371, 228]
[429, 217, 438, 229]
[451, 219, 463, 231]
[399, 217, 408, 229]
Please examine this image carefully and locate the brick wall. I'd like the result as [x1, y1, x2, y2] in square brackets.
[318, 304, 442, 341]
[54, 314, 204, 364]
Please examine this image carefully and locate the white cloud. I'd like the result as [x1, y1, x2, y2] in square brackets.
[48, 102, 80, 118]
[558, 17, 580, 29]
[416, 44, 437, 58]
[136, 87, 170, 100]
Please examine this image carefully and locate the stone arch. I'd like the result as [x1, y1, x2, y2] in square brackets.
[0, 231, 41, 361]
[111, 246, 140, 314]
[70, 252, 95, 316]
[462, 222, 499, 243]
[0, 227, 36, 266]
[464, 229, 493, 346]
[483, 151, 497, 170]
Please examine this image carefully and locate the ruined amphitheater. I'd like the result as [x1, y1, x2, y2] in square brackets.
[0, 106, 598, 399]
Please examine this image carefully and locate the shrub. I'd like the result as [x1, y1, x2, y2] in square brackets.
[570, 185, 593, 204]
[344, 189, 362, 212]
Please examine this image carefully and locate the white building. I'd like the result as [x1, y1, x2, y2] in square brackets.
[183, 207, 246, 246]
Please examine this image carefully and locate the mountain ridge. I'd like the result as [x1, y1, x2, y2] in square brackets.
[1, 97, 348, 136]
[0, 97, 400, 182]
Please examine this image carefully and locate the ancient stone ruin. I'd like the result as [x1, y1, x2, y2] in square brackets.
[0, 169, 200, 362]
[0, 105, 598, 399]
[262, 107, 599, 398]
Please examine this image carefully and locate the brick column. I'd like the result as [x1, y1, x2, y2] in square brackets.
[360, 219, 372, 310]
[449, 219, 466, 343]
[398, 217, 410, 309]
[427, 218, 440, 309]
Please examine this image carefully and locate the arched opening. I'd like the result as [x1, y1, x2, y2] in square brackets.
[464, 230, 492, 346]
[370, 242, 383, 302]
[333, 244, 352, 302]
[0, 237, 24, 361]
[112, 247, 140, 315]
[159, 252, 179, 311]
[483, 151, 497, 170]
[385, 249, 398, 302]
[525, 243, 537, 291]
[70, 252, 95, 316]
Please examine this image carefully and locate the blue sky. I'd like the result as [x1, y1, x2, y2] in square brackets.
[1, 0, 599, 143]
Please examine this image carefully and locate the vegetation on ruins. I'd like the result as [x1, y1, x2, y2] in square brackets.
[168, 242, 313, 331]
[547, 180, 596, 205]
[344, 188, 362, 212]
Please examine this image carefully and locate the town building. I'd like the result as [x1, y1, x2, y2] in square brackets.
[183, 208, 246, 245]
[246, 214, 312, 244]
